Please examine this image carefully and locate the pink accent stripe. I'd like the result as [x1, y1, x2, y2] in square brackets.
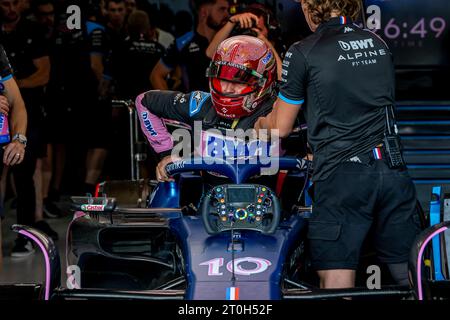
[135, 93, 174, 154]
[417, 226, 448, 300]
[19, 230, 51, 300]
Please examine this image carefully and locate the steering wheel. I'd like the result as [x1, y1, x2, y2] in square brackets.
[200, 184, 281, 235]
[161, 156, 310, 234]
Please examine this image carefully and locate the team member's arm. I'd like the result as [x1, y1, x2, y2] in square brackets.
[255, 99, 301, 138]
[16, 26, 50, 88]
[0, 95, 9, 115]
[16, 56, 50, 88]
[205, 13, 259, 58]
[150, 41, 179, 90]
[0, 45, 27, 166]
[3, 77, 27, 166]
[150, 61, 171, 90]
[255, 46, 306, 137]
[88, 26, 107, 82]
[90, 55, 103, 82]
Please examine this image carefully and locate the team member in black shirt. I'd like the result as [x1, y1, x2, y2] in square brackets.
[150, 0, 230, 92]
[104, 0, 127, 67]
[0, 44, 27, 259]
[42, 0, 98, 218]
[0, 0, 60, 254]
[0, 45, 27, 174]
[83, 2, 112, 195]
[114, 10, 165, 99]
[255, 0, 420, 288]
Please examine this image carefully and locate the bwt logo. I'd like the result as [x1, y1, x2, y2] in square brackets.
[205, 135, 272, 158]
[141, 112, 158, 136]
[338, 38, 375, 51]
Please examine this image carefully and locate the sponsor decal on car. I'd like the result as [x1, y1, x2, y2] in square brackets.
[80, 204, 106, 211]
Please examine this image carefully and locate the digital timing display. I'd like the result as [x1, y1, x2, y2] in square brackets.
[227, 187, 255, 203]
[364, 0, 450, 67]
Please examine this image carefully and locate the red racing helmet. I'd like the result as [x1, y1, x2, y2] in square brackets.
[207, 35, 277, 119]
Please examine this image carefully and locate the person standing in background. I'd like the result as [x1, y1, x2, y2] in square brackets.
[114, 10, 165, 99]
[35, 0, 98, 217]
[124, 0, 135, 17]
[205, 5, 283, 80]
[82, 0, 111, 195]
[0, 44, 27, 263]
[150, 0, 230, 92]
[0, 0, 57, 256]
[30, 0, 58, 237]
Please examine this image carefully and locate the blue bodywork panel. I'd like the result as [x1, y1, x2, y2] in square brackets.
[167, 213, 307, 300]
[147, 158, 310, 299]
[430, 186, 444, 280]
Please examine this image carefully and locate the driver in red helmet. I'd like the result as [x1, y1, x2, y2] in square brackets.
[136, 35, 278, 182]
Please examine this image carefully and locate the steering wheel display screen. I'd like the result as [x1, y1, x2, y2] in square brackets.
[227, 187, 255, 203]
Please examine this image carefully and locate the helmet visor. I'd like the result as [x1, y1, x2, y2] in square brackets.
[207, 61, 265, 87]
[210, 78, 256, 98]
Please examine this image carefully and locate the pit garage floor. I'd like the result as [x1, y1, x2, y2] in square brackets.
[0, 198, 71, 287]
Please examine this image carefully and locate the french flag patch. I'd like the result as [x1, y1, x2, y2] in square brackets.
[226, 287, 239, 300]
[373, 147, 383, 160]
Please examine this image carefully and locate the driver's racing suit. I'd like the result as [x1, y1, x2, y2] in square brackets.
[136, 90, 277, 163]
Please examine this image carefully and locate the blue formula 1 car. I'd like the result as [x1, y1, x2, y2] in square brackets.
[7, 156, 450, 300]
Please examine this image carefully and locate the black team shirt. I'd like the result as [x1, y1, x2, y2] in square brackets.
[279, 17, 395, 182]
[161, 31, 211, 92]
[0, 18, 48, 125]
